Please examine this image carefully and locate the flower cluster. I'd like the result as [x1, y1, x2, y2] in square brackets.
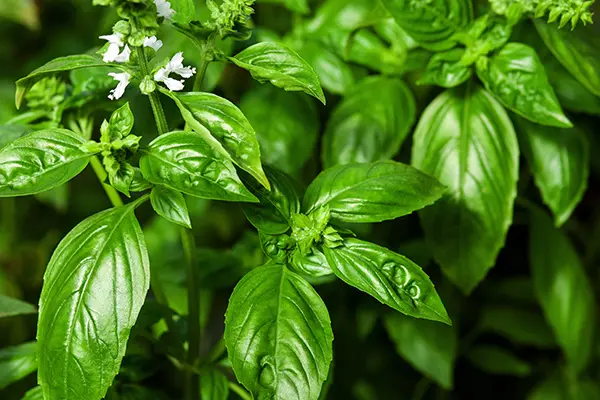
[206, 0, 255, 37]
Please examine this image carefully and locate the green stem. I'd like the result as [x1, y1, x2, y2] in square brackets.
[136, 46, 169, 135]
[192, 36, 215, 92]
[228, 382, 252, 400]
[182, 228, 200, 400]
[90, 156, 123, 207]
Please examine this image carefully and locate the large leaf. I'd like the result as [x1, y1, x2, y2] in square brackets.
[200, 369, 229, 400]
[0, 294, 36, 318]
[412, 85, 519, 293]
[0, 342, 37, 389]
[384, 313, 456, 388]
[0, 128, 92, 197]
[476, 43, 571, 128]
[224, 264, 333, 400]
[150, 185, 192, 228]
[530, 209, 596, 373]
[321, 76, 416, 167]
[324, 239, 450, 324]
[139, 131, 257, 203]
[303, 161, 445, 223]
[516, 118, 589, 226]
[37, 198, 150, 400]
[230, 42, 326, 104]
[478, 306, 556, 348]
[466, 345, 531, 377]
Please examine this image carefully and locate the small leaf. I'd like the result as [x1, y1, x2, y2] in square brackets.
[418, 49, 472, 88]
[467, 345, 531, 377]
[151, 185, 192, 228]
[22, 386, 43, 400]
[200, 369, 229, 400]
[347, 29, 405, 75]
[230, 42, 326, 104]
[169, 0, 195, 24]
[478, 306, 556, 348]
[290, 248, 334, 280]
[0, 294, 36, 318]
[0, 342, 37, 389]
[110, 162, 135, 197]
[108, 102, 134, 140]
[323, 238, 450, 324]
[304, 161, 445, 223]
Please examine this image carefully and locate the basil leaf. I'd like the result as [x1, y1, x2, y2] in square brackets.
[290, 248, 334, 280]
[240, 84, 319, 174]
[528, 373, 600, 400]
[304, 161, 445, 223]
[230, 42, 326, 104]
[516, 118, 589, 226]
[380, 0, 473, 51]
[200, 369, 229, 400]
[0, 0, 39, 30]
[530, 209, 596, 373]
[225, 264, 333, 400]
[467, 345, 531, 377]
[412, 86, 519, 293]
[22, 386, 43, 400]
[140, 131, 257, 203]
[150, 185, 192, 229]
[324, 238, 450, 324]
[322, 77, 416, 167]
[347, 29, 404, 75]
[418, 49, 472, 88]
[476, 43, 571, 128]
[478, 306, 556, 348]
[0, 294, 36, 318]
[306, 0, 387, 35]
[0, 128, 92, 197]
[169, 0, 195, 24]
[384, 312, 456, 388]
[0, 342, 37, 389]
[0, 124, 31, 149]
[15, 54, 108, 108]
[241, 166, 301, 235]
[38, 199, 150, 400]
[171, 92, 269, 190]
[108, 102, 134, 139]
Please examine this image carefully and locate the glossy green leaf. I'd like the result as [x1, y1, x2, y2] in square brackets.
[305, 0, 387, 35]
[171, 92, 269, 189]
[324, 238, 450, 324]
[477, 43, 571, 128]
[38, 198, 150, 400]
[380, 0, 473, 51]
[0, 342, 37, 389]
[170, 0, 195, 24]
[290, 248, 334, 280]
[150, 185, 191, 228]
[230, 42, 326, 104]
[467, 345, 531, 377]
[347, 29, 404, 75]
[107, 102, 134, 140]
[0, 124, 31, 149]
[200, 369, 229, 400]
[517, 118, 589, 226]
[418, 49, 472, 88]
[15, 55, 109, 108]
[22, 386, 43, 400]
[384, 312, 456, 388]
[0, 294, 36, 318]
[478, 306, 556, 348]
[530, 209, 596, 373]
[322, 77, 416, 167]
[412, 86, 519, 293]
[240, 84, 319, 174]
[0, 128, 92, 197]
[140, 131, 257, 203]
[225, 264, 333, 400]
[304, 161, 445, 223]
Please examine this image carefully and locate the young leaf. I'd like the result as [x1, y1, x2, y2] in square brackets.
[22, 386, 43, 400]
[229, 42, 326, 104]
[418, 49, 472, 88]
[0, 294, 36, 318]
[347, 29, 405, 75]
[384, 313, 456, 388]
[150, 185, 192, 229]
[139, 131, 257, 203]
[530, 209, 596, 373]
[0, 342, 37, 389]
[466, 345, 531, 377]
[324, 238, 450, 324]
[321, 77, 416, 167]
[0, 128, 92, 197]
[290, 248, 334, 280]
[169, 0, 195, 24]
[476, 43, 571, 128]
[225, 264, 333, 400]
[200, 369, 229, 400]
[37, 198, 150, 400]
[516, 118, 589, 226]
[412, 85, 519, 293]
[478, 306, 556, 348]
[107, 102, 134, 139]
[303, 161, 445, 223]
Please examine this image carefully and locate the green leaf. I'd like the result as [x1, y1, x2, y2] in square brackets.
[169, 92, 269, 189]
[240, 84, 319, 174]
[107, 102, 134, 140]
[241, 166, 301, 235]
[22, 386, 43, 400]
[0, 124, 32, 149]
[476, 43, 571, 128]
[38, 198, 150, 400]
[0, 342, 37, 389]
[380, 0, 473, 51]
[15, 55, 109, 109]
[139, 131, 257, 203]
[0, 128, 92, 197]
[200, 369, 229, 400]
[324, 238, 450, 324]
[230, 42, 326, 104]
[467, 345, 531, 377]
[478, 306, 556, 348]
[384, 312, 456, 388]
[304, 161, 445, 223]
[418, 49, 472, 88]
[225, 264, 333, 400]
[516, 118, 589, 226]
[0, 0, 39, 30]
[528, 372, 600, 400]
[290, 248, 334, 280]
[347, 29, 405, 75]
[322, 77, 416, 167]
[412, 85, 519, 293]
[150, 185, 192, 228]
[530, 209, 596, 373]
[170, 0, 195, 24]
[0, 294, 36, 318]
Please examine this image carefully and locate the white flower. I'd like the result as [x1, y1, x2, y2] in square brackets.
[113, 45, 131, 63]
[143, 36, 163, 51]
[154, 0, 175, 20]
[99, 33, 130, 63]
[154, 52, 196, 91]
[108, 72, 131, 100]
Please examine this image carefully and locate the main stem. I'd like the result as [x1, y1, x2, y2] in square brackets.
[90, 156, 124, 207]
